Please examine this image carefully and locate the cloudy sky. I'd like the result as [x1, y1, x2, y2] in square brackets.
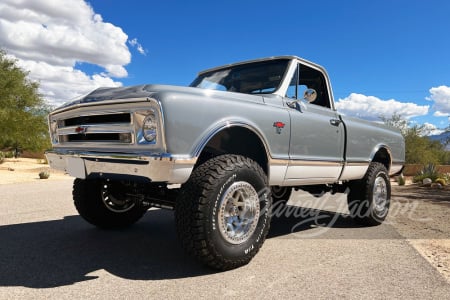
[0, 0, 449, 135]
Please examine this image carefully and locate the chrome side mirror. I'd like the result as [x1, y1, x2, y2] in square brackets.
[287, 99, 307, 112]
[287, 88, 316, 111]
[303, 88, 317, 103]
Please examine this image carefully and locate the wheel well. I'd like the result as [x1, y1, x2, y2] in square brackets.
[195, 127, 269, 174]
[371, 148, 391, 171]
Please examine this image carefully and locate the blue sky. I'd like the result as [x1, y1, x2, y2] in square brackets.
[1, 0, 449, 134]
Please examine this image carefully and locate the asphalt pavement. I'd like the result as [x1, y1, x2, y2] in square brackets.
[1, 179, 449, 299]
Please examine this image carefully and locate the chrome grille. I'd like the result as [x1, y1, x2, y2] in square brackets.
[63, 113, 131, 126]
[55, 112, 133, 144]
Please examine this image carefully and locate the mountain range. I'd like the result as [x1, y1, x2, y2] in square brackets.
[429, 131, 450, 151]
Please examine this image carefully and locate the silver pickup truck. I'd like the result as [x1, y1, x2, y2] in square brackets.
[46, 56, 405, 270]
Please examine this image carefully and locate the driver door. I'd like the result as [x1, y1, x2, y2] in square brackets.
[284, 63, 344, 184]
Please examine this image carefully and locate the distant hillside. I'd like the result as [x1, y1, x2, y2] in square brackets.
[429, 131, 450, 151]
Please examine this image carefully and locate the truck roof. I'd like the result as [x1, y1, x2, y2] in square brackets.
[197, 55, 326, 76]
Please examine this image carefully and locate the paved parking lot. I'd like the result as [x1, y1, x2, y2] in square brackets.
[1, 179, 449, 299]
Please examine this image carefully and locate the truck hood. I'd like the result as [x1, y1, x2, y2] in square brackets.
[55, 84, 265, 112]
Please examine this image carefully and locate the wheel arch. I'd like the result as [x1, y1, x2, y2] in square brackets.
[193, 123, 270, 175]
[370, 144, 392, 172]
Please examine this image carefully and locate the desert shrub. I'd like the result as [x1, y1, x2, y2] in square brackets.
[443, 173, 450, 183]
[435, 178, 446, 186]
[397, 173, 406, 186]
[413, 163, 441, 183]
[4, 151, 14, 158]
[38, 170, 50, 179]
[37, 157, 48, 164]
[0, 151, 4, 164]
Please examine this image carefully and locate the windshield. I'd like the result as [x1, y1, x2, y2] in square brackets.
[190, 59, 290, 94]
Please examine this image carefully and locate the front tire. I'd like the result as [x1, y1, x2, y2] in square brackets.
[73, 179, 147, 229]
[347, 162, 391, 226]
[175, 155, 271, 270]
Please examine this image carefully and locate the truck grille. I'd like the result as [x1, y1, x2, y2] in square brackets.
[56, 112, 134, 144]
[63, 113, 131, 126]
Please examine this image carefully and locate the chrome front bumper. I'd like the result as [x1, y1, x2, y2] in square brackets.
[45, 150, 196, 184]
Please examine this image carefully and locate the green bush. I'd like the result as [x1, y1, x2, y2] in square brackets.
[38, 170, 50, 179]
[443, 173, 450, 184]
[397, 173, 406, 186]
[36, 158, 48, 164]
[413, 163, 441, 183]
[0, 151, 4, 164]
[4, 151, 14, 158]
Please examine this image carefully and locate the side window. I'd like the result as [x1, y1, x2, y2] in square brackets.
[299, 64, 331, 108]
[286, 65, 310, 101]
[286, 63, 331, 108]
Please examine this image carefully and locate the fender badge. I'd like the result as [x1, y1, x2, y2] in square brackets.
[273, 122, 285, 134]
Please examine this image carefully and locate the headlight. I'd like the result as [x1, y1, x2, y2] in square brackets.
[142, 113, 157, 142]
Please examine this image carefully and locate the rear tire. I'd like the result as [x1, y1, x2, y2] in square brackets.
[175, 155, 271, 270]
[73, 179, 147, 229]
[347, 162, 391, 226]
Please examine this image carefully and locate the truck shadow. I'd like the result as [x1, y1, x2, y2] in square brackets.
[0, 207, 364, 288]
[269, 205, 365, 239]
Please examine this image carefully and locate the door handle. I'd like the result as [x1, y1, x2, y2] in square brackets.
[330, 119, 341, 126]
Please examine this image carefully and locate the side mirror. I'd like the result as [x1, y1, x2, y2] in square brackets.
[287, 88, 316, 111]
[303, 88, 317, 103]
[287, 99, 307, 112]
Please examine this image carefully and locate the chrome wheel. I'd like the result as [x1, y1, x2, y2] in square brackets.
[373, 176, 388, 214]
[218, 181, 260, 244]
[101, 183, 135, 213]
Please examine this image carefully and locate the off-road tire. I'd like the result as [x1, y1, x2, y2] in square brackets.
[73, 179, 147, 229]
[347, 162, 391, 226]
[175, 155, 272, 270]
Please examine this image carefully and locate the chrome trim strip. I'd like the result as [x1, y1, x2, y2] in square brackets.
[288, 160, 343, 167]
[57, 124, 132, 135]
[193, 121, 272, 161]
[268, 158, 289, 166]
[345, 162, 370, 167]
[51, 97, 153, 114]
[370, 143, 393, 170]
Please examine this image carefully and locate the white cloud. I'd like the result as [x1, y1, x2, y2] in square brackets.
[128, 38, 147, 55]
[14, 59, 122, 106]
[336, 93, 429, 121]
[427, 86, 450, 117]
[0, 0, 142, 106]
[420, 122, 445, 136]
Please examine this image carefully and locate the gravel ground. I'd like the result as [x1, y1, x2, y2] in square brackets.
[388, 184, 450, 282]
[0, 158, 69, 185]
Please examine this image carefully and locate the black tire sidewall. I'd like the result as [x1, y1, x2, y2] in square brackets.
[73, 179, 146, 228]
[348, 163, 391, 225]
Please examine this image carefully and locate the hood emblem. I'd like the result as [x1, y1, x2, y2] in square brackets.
[75, 125, 89, 134]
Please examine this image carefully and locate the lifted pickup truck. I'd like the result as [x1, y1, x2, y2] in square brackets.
[46, 56, 405, 270]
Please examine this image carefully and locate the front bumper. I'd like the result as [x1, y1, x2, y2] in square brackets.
[45, 150, 196, 184]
